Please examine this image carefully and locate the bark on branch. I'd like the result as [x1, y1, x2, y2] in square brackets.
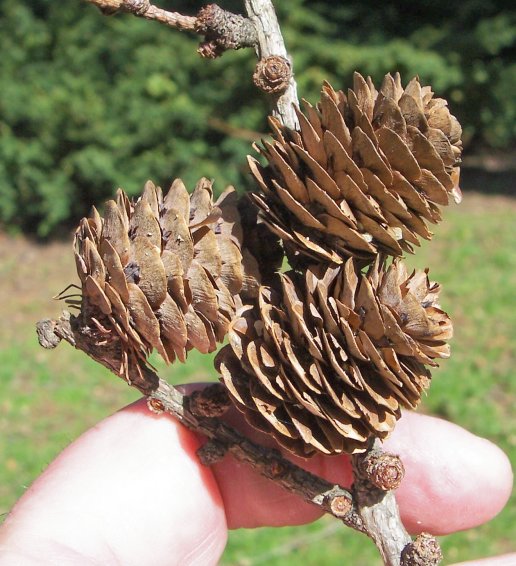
[36, 313, 442, 565]
[84, 0, 258, 56]
[84, 0, 198, 31]
[82, 0, 297, 127]
[36, 313, 363, 530]
[244, 0, 298, 128]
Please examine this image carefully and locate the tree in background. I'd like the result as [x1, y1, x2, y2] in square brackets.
[0, 0, 514, 236]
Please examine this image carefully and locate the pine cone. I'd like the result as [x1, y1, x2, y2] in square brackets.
[72, 178, 265, 386]
[249, 72, 462, 265]
[237, 193, 284, 287]
[216, 257, 452, 456]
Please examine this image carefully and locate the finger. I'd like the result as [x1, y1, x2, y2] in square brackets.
[383, 413, 513, 535]
[1, 393, 512, 566]
[209, 408, 512, 534]
[0, 400, 227, 566]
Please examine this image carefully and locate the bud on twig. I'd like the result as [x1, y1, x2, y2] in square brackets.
[328, 494, 354, 518]
[147, 397, 165, 414]
[253, 55, 291, 94]
[401, 533, 443, 566]
[188, 384, 231, 418]
[359, 449, 405, 491]
[196, 4, 257, 58]
[197, 439, 228, 465]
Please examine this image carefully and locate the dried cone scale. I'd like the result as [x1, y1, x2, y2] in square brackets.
[249, 72, 463, 265]
[72, 178, 265, 389]
[216, 257, 452, 456]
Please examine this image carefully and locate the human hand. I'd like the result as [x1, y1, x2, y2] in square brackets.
[0, 388, 513, 565]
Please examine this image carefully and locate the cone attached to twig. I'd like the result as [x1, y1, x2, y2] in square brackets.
[216, 257, 452, 456]
[71, 178, 270, 387]
[249, 72, 462, 265]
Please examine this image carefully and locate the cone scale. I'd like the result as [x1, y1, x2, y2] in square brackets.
[217, 257, 452, 456]
[72, 178, 269, 387]
[249, 72, 462, 266]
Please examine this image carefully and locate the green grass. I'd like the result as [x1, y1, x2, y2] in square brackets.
[0, 193, 515, 563]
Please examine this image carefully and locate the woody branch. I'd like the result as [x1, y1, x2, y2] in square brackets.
[82, 0, 298, 128]
[36, 312, 441, 565]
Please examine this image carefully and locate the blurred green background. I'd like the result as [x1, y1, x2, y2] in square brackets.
[0, 0, 514, 564]
[0, 0, 515, 237]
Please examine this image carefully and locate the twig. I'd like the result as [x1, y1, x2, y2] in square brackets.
[352, 441, 412, 566]
[154, 379, 366, 531]
[83, 0, 257, 55]
[244, 0, 299, 129]
[352, 443, 441, 566]
[36, 313, 364, 531]
[83, 0, 298, 128]
[84, 0, 197, 30]
[36, 312, 443, 565]
[196, 4, 258, 58]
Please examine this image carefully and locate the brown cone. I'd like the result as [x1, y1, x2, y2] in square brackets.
[249, 72, 462, 265]
[237, 192, 284, 287]
[216, 257, 452, 456]
[72, 178, 269, 387]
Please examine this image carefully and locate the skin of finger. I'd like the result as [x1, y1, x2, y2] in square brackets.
[208, 408, 513, 534]
[0, 395, 512, 564]
[206, 404, 351, 528]
[382, 414, 513, 535]
[0, 402, 227, 566]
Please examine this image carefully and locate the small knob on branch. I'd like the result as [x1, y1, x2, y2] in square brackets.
[196, 4, 258, 58]
[188, 384, 231, 418]
[147, 397, 165, 414]
[121, 0, 150, 16]
[358, 449, 405, 491]
[253, 55, 291, 94]
[401, 533, 443, 566]
[328, 494, 353, 518]
[197, 439, 228, 465]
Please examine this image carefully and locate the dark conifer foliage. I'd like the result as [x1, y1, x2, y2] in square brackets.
[0, 0, 513, 236]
